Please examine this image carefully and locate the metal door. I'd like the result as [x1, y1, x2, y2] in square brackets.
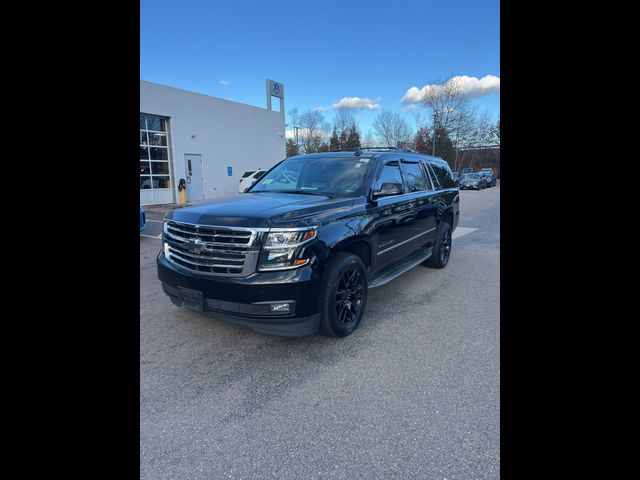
[185, 154, 204, 201]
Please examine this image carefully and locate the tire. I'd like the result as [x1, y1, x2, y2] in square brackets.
[319, 252, 368, 337]
[424, 221, 452, 269]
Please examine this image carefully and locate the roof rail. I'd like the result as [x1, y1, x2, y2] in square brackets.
[328, 146, 421, 157]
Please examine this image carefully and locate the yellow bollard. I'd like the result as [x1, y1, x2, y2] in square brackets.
[178, 178, 187, 205]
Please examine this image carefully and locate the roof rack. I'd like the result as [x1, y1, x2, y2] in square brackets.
[328, 146, 419, 156]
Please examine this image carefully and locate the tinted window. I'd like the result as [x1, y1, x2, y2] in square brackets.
[251, 156, 370, 196]
[242, 171, 256, 178]
[254, 170, 267, 179]
[429, 162, 456, 188]
[375, 162, 404, 192]
[402, 161, 430, 192]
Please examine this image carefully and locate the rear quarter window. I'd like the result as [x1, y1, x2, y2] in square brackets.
[429, 162, 456, 189]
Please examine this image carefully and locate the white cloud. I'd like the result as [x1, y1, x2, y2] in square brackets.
[402, 104, 419, 113]
[314, 105, 328, 112]
[400, 75, 500, 104]
[332, 96, 381, 111]
[218, 79, 231, 87]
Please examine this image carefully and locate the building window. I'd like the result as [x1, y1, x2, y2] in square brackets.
[140, 114, 171, 190]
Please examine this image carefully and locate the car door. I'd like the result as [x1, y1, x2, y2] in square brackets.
[425, 161, 458, 226]
[398, 157, 439, 251]
[368, 158, 421, 272]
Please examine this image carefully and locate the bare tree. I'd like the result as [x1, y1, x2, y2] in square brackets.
[372, 109, 413, 147]
[333, 110, 356, 134]
[287, 108, 301, 145]
[492, 119, 500, 144]
[420, 76, 471, 132]
[361, 130, 376, 148]
[456, 111, 496, 171]
[299, 109, 329, 153]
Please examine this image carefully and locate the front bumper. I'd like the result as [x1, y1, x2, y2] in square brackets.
[157, 253, 322, 336]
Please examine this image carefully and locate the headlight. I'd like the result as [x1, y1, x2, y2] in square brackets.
[258, 228, 317, 271]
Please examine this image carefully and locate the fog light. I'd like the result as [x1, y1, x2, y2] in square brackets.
[270, 303, 290, 313]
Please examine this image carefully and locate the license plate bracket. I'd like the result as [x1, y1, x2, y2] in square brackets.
[178, 287, 204, 312]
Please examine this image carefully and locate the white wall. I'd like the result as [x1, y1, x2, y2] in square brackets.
[140, 80, 286, 204]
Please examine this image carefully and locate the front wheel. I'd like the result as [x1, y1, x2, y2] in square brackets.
[319, 253, 368, 337]
[424, 222, 452, 269]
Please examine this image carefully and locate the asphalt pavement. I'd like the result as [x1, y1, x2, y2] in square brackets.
[140, 185, 500, 479]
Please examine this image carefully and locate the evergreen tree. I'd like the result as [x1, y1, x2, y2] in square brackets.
[286, 139, 300, 157]
[346, 125, 361, 149]
[339, 130, 348, 149]
[433, 126, 456, 166]
[329, 127, 340, 151]
[413, 127, 431, 153]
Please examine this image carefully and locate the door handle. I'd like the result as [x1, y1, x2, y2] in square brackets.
[397, 214, 415, 225]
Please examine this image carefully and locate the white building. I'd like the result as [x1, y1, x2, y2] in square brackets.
[140, 80, 286, 205]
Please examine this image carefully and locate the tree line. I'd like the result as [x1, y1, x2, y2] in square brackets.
[286, 77, 500, 173]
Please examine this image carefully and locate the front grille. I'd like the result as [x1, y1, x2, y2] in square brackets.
[163, 220, 263, 277]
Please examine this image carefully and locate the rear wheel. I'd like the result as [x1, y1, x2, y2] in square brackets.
[319, 253, 368, 337]
[424, 222, 452, 269]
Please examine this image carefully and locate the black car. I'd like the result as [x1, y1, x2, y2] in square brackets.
[459, 173, 487, 190]
[157, 148, 459, 337]
[480, 171, 497, 187]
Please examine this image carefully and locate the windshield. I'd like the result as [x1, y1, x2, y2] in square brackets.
[249, 156, 371, 196]
[465, 173, 481, 179]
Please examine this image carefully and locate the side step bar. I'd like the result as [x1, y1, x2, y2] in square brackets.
[368, 246, 433, 289]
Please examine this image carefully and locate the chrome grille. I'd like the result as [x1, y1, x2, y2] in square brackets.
[163, 220, 262, 276]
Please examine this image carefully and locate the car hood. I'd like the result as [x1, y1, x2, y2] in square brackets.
[164, 192, 358, 229]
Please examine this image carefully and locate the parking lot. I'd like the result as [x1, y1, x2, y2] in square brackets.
[140, 185, 500, 479]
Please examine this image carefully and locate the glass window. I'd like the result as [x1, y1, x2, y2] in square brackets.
[251, 156, 370, 196]
[140, 162, 151, 174]
[140, 114, 171, 193]
[242, 170, 256, 178]
[151, 162, 169, 174]
[140, 176, 152, 189]
[148, 132, 167, 146]
[425, 163, 440, 188]
[402, 161, 429, 192]
[146, 117, 166, 132]
[375, 162, 404, 192]
[429, 162, 456, 188]
[154, 176, 171, 188]
[149, 147, 168, 160]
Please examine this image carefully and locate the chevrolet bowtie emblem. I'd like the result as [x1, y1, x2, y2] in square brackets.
[185, 238, 206, 254]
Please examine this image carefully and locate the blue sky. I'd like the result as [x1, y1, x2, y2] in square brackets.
[141, 0, 500, 136]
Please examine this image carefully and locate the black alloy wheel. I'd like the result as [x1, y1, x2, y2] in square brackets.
[439, 227, 451, 265]
[319, 252, 368, 337]
[424, 221, 452, 269]
[334, 266, 365, 327]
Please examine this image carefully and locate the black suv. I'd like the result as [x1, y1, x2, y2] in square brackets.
[157, 148, 460, 337]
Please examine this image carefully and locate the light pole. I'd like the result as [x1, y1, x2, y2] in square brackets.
[294, 126, 300, 146]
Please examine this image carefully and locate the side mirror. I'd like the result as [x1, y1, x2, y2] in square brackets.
[373, 182, 403, 198]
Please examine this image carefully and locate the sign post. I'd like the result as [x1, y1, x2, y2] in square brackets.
[266, 79, 285, 112]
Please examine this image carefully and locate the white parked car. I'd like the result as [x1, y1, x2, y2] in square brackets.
[238, 169, 267, 193]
